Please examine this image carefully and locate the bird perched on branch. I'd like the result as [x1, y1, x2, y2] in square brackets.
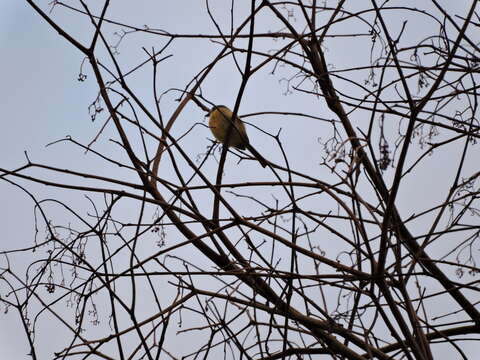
[207, 105, 267, 168]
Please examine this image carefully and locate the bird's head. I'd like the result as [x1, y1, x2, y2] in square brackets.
[206, 105, 229, 117]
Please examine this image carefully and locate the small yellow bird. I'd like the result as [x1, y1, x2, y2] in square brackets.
[207, 105, 267, 167]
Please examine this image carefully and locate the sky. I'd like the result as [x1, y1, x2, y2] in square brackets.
[1, 1, 479, 359]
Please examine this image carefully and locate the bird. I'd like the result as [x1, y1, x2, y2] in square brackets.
[207, 105, 267, 167]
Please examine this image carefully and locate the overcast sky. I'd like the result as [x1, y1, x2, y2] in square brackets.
[1, 1, 479, 359]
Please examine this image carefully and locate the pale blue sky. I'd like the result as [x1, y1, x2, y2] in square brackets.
[1, 1, 478, 359]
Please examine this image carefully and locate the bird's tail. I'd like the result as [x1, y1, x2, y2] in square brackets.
[248, 146, 268, 168]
